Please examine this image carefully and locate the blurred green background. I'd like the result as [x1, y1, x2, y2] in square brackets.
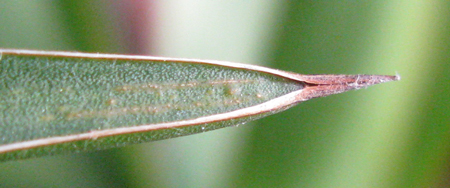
[1, 1, 449, 187]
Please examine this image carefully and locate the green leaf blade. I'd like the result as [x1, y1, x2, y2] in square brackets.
[0, 50, 303, 161]
[0, 49, 398, 161]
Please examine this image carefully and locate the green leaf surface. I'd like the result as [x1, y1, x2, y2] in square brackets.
[0, 49, 397, 162]
[0, 50, 304, 161]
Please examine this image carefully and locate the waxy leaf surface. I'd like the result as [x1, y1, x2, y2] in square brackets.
[0, 50, 303, 161]
[0, 49, 397, 161]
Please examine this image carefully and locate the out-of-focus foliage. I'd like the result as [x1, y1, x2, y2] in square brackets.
[0, 1, 449, 188]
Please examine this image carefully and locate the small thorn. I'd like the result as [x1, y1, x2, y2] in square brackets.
[294, 74, 399, 101]
[394, 72, 401, 81]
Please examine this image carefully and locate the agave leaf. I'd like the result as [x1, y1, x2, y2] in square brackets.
[0, 49, 398, 161]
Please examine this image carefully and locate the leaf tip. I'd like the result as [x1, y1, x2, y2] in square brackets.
[296, 73, 400, 101]
[394, 72, 401, 81]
